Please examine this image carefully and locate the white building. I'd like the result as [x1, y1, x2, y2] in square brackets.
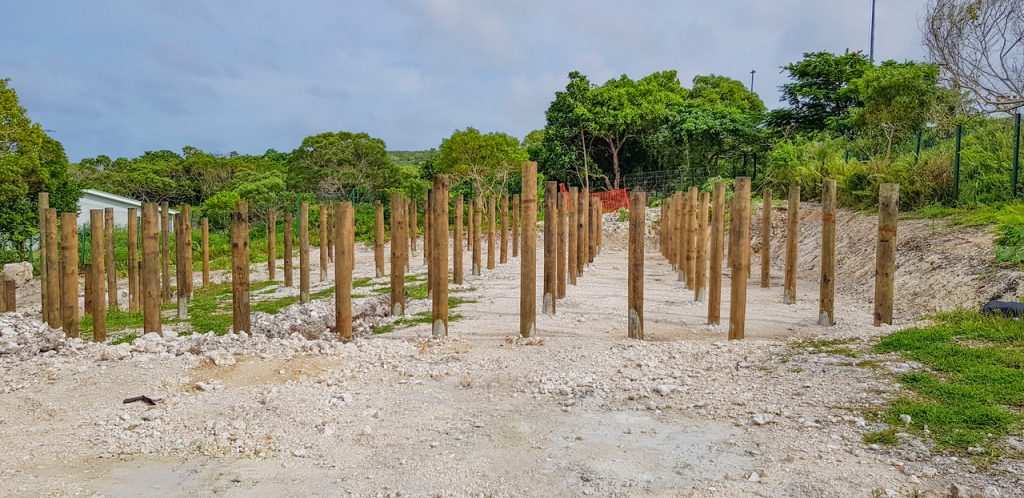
[76, 189, 178, 227]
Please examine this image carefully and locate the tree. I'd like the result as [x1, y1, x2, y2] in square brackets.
[585, 71, 686, 188]
[848, 61, 942, 156]
[766, 51, 873, 134]
[288, 131, 398, 198]
[923, 0, 1024, 113]
[536, 71, 596, 188]
[637, 75, 766, 185]
[435, 127, 527, 194]
[0, 79, 80, 258]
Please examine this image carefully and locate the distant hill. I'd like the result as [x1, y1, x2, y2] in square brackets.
[388, 150, 438, 166]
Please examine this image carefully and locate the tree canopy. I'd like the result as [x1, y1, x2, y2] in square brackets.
[435, 127, 527, 194]
[0, 79, 80, 256]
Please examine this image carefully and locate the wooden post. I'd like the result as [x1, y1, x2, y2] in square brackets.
[90, 210, 106, 342]
[520, 162, 538, 337]
[1, 278, 14, 313]
[708, 195, 719, 319]
[473, 196, 483, 276]
[374, 201, 385, 278]
[467, 196, 474, 251]
[390, 193, 407, 316]
[728, 178, 752, 340]
[127, 208, 139, 312]
[201, 217, 210, 286]
[431, 176, 450, 337]
[175, 214, 188, 319]
[686, 187, 698, 290]
[579, 188, 589, 274]
[783, 186, 800, 304]
[760, 189, 772, 288]
[336, 201, 354, 340]
[568, 188, 578, 286]
[487, 195, 496, 270]
[320, 204, 330, 282]
[327, 204, 335, 264]
[84, 263, 93, 318]
[60, 213, 79, 337]
[231, 202, 251, 334]
[819, 179, 837, 326]
[44, 208, 61, 328]
[425, 190, 433, 297]
[512, 194, 520, 258]
[628, 191, 646, 340]
[677, 192, 687, 282]
[103, 208, 117, 311]
[695, 192, 709, 302]
[299, 201, 310, 303]
[499, 193, 509, 264]
[588, 199, 598, 263]
[409, 200, 418, 257]
[557, 191, 567, 299]
[874, 183, 899, 326]
[267, 210, 277, 281]
[423, 191, 431, 267]
[183, 204, 192, 299]
[542, 181, 557, 315]
[142, 203, 161, 335]
[454, 195, 464, 285]
[160, 202, 170, 302]
[283, 212, 294, 287]
[38, 192, 49, 316]
[664, 195, 673, 267]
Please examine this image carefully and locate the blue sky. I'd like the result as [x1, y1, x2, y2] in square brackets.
[1, 0, 927, 161]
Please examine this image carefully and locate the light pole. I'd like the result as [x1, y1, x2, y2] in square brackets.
[749, 70, 756, 93]
[869, 0, 877, 62]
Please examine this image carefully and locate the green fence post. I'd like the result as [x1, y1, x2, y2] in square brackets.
[953, 123, 962, 204]
[1013, 112, 1021, 198]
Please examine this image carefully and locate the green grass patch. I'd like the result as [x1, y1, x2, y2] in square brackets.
[80, 308, 145, 336]
[862, 429, 898, 446]
[110, 332, 141, 345]
[873, 310, 1024, 452]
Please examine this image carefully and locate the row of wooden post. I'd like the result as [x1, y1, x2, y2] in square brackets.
[649, 179, 899, 340]
[29, 162, 611, 342]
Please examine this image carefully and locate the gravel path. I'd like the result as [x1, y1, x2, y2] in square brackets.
[0, 214, 1020, 497]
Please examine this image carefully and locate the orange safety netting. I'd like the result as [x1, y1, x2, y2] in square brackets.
[591, 189, 630, 212]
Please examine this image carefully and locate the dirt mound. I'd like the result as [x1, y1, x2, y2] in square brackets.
[749, 203, 1024, 319]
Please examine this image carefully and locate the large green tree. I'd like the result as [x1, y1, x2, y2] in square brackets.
[288, 131, 398, 199]
[848, 61, 942, 157]
[766, 51, 873, 135]
[584, 71, 686, 189]
[435, 127, 527, 194]
[0, 78, 80, 258]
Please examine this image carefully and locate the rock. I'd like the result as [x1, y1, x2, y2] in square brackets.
[141, 410, 165, 422]
[205, 351, 236, 366]
[747, 472, 760, 482]
[967, 446, 984, 455]
[898, 414, 912, 424]
[2, 262, 33, 286]
[752, 413, 775, 426]
[920, 466, 938, 477]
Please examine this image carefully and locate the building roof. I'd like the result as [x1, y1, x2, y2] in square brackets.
[80, 189, 180, 213]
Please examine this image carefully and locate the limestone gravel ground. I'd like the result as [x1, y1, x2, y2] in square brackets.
[0, 212, 1021, 497]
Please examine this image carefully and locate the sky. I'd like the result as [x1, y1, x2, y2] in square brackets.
[1, 0, 929, 162]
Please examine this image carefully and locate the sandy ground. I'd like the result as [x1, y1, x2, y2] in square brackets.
[0, 214, 1022, 497]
